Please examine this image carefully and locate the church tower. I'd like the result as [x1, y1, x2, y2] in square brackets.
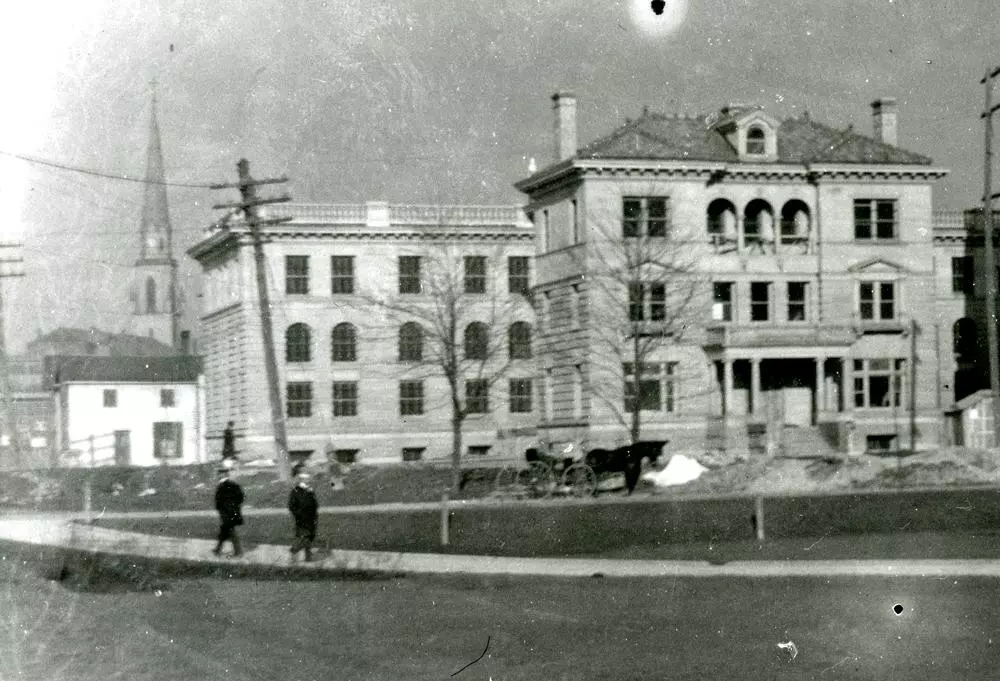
[130, 88, 177, 347]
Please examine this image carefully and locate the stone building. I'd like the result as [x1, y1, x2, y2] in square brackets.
[516, 93, 950, 457]
[187, 202, 536, 465]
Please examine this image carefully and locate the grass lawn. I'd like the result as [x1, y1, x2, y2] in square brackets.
[2, 544, 999, 680]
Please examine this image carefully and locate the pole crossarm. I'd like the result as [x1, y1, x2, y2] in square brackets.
[981, 65, 1000, 84]
[211, 196, 292, 210]
[209, 176, 289, 190]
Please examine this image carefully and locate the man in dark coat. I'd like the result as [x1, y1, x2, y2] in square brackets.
[212, 460, 244, 557]
[288, 464, 319, 562]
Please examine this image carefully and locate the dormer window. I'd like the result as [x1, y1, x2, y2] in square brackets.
[746, 126, 766, 155]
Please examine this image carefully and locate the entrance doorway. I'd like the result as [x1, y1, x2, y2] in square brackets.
[761, 359, 815, 426]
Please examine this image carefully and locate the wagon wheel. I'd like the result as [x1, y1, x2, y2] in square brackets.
[562, 463, 597, 498]
[520, 461, 555, 499]
[493, 466, 520, 496]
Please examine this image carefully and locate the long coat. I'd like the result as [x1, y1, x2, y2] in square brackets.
[215, 478, 245, 525]
[288, 484, 318, 528]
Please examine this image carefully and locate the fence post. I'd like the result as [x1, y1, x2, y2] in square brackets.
[754, 495, 765, 541]
[440, 491, 450, 547]
[82, 435, 96, 520]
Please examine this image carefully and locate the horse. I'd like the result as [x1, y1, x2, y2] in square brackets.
[584, 441, 669, 494]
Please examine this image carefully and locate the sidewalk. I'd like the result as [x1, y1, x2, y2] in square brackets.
[2, 513, 1000, 579]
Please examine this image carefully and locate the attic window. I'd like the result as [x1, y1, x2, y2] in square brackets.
[746, 126, 766, 155]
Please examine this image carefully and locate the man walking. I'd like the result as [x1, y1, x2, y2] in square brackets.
[213, 459, 244, 557]
[288, 463, 319, 562]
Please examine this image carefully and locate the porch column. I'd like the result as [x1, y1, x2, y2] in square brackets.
[750, 357, 761, 416]
[723, 359, 734, 417]
[815, 356, 826, 412]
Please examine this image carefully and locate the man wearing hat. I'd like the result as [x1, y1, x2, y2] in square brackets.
[288, 463, 319, 562]
[212, 458, 244, 557]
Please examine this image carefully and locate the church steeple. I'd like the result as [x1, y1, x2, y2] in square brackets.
[139, 85, 172, 263]
[131, 84, 178, 349]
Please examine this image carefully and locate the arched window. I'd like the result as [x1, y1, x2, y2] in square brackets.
[954, 318, 978, 362]
[706, 199, 737, 238]
[331, 323, 357, 362]
[464, 322, 488, 360]
[746, 126, 766, 155]
[743, 199, 775, 247]
[508, 322, 532, 360]
[399, 322, 424, 362]
[780, 200, 811, 241]
[145, 277, 157, 314]
[285, 323, 311, 363]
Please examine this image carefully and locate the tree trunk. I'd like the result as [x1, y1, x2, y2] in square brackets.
[451, 414, 463, 494]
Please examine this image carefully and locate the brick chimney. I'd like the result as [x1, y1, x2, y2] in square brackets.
[871, 97, 898, 147]
[552, 92, 577, 162]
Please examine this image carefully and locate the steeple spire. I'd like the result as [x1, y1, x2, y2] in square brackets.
[139, 81, 172, 262]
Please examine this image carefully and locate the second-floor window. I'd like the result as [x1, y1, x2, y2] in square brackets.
[750, 282, 771, 322]
[787, 282, 808, 322]
[508, 256, 530, 296]
[285, 256, 309, 295]
[464, 256, 487, 294]
[331, 323, 357, 362]
[628, 283, 666, 322]
[286, 382, 312, 418]
[399, 322, 423, 362]
[508, 322, 532, 359]
[466, 379, 489, 414]
[330, 256, 354, 294]
[399, 256, 421, 294]
[160, 389, 175, 408]
[623, 197, 669, 238]
[332, 381, 357, 417]
[712, 282, 733, 322]
[952, 256, 974, 294]
[859, 281, 896, 320]
[285, 323, 311, 362]
[464, 322, 488, 360]
[854, 199, 897, 241]
[103, 389, 117, 408]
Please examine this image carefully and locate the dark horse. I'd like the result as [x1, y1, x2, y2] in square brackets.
[584, 441, 668, 494]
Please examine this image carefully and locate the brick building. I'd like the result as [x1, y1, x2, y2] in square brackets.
[516, 93, 951, 457]
[188, 202, 536, 465]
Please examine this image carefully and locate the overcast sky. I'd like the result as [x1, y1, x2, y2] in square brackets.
[0, 0, 997, 352]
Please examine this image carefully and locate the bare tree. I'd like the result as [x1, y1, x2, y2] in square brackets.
[358, 239, 528, 493]
[577, 195, 704, 444]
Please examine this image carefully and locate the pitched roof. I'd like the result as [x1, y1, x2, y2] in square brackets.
[26, 327, 176, 358]
[45, 355, 202, 387]
[572, 110, 932, 166]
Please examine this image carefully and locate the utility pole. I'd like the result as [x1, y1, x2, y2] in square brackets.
[0, 243, 25, 470]
[981, 66, 1000, 447]
[211, 160, 293, 480]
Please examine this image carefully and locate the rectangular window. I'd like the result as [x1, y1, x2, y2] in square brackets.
[152, 422, 183, 459]
[330, 256, 355, 294]
[649, 283, 666, 321]
[624, 362, 677, 413]
[570, 284, 582, 329]
[628, 282, 644, 321]
[402, 447, 424, 462]
[787, 282, 808, 322]
[571, 199, 580, 243]
[509, 378, 533, 413]
[286, 382, 313, 418]
[466, 379, 489, 414]
[468, 445, 491, 456]
[750, 282, 771, 322]
[399, 380, 424, 416]
[464, 256, 487, 294]
[160, 389, 175, 408]
[859, 281, 896, 320]
[103, 389, 117, 408]
[628, 283, 665, 322]
[853, 358, 906, 409]
[334, 449, 358, 464]
[399, 256, 421, 294]
[952, 256, 974, 294]
[712, 282, 733, 322]
[623, 197, 669, 238]
[853, 199, 897, 241]
[285, 255, 309, 295]
[508, 256, 530, 296]
[332, 381, 358, 417]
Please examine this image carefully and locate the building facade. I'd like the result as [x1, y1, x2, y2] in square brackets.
[47, 356, 206, 467]
[516, 93, 951, 457]
[188, 203, 537, 465]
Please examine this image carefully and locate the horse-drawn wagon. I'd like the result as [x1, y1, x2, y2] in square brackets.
[494, 440, 668, 499]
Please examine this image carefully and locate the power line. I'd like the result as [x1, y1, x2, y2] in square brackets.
[0, 148, 217, 189]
